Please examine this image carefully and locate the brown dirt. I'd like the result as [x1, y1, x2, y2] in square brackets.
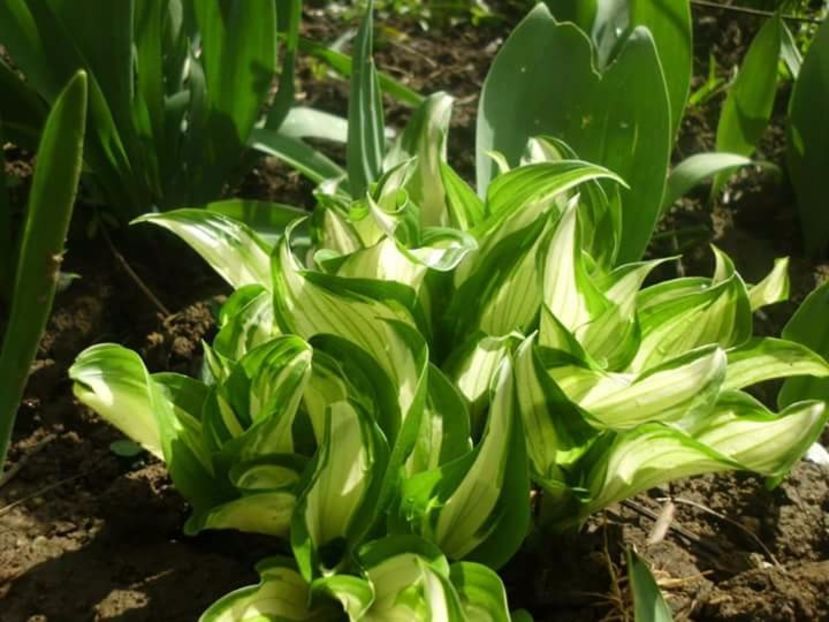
[2, 4, 829, 621]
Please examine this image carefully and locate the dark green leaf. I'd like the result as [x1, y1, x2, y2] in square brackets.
[0, 71, 87, 467]
[627, 549, 673, 622]
[298, 37, 424, 107]
[779, 281, 829, 407]
[346, 0, 385, 197]
[716, 16, 782, 161]
[629, 0, 692, 138]
[787, 17, 829, 255]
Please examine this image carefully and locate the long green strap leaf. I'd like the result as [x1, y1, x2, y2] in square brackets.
[346, 0, 385, 198]
[0, 71, 87, 468]
[787, 17, 829, 255]
[628, 549, 673, 622]
[779, 281, 829, 407]
[715, 16, 782, 166]
[297, 36, 424, 107]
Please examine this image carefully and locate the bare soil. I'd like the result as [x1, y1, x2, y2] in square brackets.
[2, 4, 828, 621]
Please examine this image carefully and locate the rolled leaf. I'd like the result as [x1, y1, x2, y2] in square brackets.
[199, 557, 340, 621]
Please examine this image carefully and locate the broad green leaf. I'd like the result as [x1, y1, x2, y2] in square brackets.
[587, 0, 628, 67]
[663, 153, 753, 213]
[0, 71, 86, 466]
[358, 536, 464, 622]
[779, 281, 829, 407]
[70, 344, 162, 458]
[514, 337, 597, 482]
[213, 287, 275, 362]
[347, 0, 384, 198]
[188, 491, 297, 537]
[630, 271, 751, 372]
[432, 358, 530, 566]
[272, 225, 426, 435]
[716, 16, 782, 162]
[579, 346, 726, 430]
[724, 337, 829, 392]
[629, 0, 692, 138]
[449, 562, 511, 622]
[694, 392, 827, 477]
[542, 0, 597, 31]
[134, 209, 272, 289]
[406, 365, 472, 475]
[292, 400, 388, 577]
[199, 557, 339, 622]
[787, 17, 829, 255]
[311, 575, 374, 620]
[477, 5, 670, 263]
[748, 257, 789, 311]
[581, 424, 737, 518]
[205, 199, 305, 247]
[627, 549, 673, 622]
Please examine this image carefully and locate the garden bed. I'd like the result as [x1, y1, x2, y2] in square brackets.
[2, 4, 828, 621]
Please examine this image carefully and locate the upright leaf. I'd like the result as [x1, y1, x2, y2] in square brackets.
[0, 71, 86, 468]
[629, 0, 692, 138]
[787, 17, 829, 255]
[477, 5, 670, 262]
[135, 210, 272, 289]
[779, 281, 829, 406]
[347, 0, 385, 198]
[627, 549, 673, 622]
[189, 0, 277, 202]
[716, 16, 782, 162]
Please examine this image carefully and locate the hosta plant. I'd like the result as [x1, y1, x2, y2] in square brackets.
[71, 122, 829, 617]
